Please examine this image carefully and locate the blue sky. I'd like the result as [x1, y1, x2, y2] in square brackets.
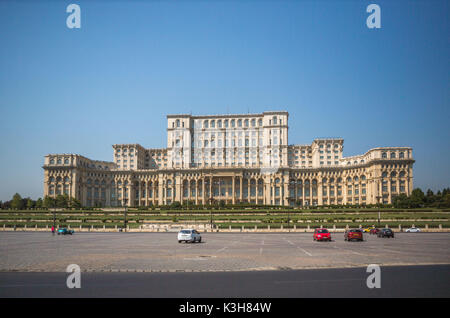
[0, 0, 449, 201]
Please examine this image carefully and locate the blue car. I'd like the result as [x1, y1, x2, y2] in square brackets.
[57, 228, 74, 235]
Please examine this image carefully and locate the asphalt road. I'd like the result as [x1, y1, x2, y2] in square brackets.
[1, 265, 449, 297]
[1, 232, 450, 272]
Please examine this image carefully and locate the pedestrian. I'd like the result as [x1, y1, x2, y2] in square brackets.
[51, 225, 55, 235]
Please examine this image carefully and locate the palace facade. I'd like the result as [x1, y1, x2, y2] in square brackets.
[43, 111, 414, 207]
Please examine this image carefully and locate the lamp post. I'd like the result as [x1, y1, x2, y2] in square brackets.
[53, 204, 56, 234]
[208, 197, 214, 231]
[124, 205, 128, 232]
[376, 195, 382, 227]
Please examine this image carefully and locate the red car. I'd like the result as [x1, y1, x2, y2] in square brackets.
[344, 229, 363, 241]
[313, 228, 331, 241]
[370, 228, 380, 235]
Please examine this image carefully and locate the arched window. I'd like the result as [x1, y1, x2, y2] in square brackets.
[391, 152, 396, 159]
[176, 119, 180, 127]
[272, 116, 277, 125]
[382, 152, 387, 159]
[203, 120, 208, 128]
[399, 152, 404, 159]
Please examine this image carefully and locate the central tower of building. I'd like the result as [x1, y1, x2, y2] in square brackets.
[167, 111, 289, 169]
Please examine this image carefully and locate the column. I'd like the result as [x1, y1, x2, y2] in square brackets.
[138, 182, 142, 206]
[195, 179, 198, 205]
[302, 180, 305, 207]
[318, 181, 323, 206]
[239, 176, 243, 202]
[283, 177, 289, 206]
[202, 177, 206, 205]
[232, 176, 236, 204]
[145, 180, 148, 207]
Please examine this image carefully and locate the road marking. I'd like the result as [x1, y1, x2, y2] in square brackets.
[284, 238, 312, 256]
[216, 240, 238, 254]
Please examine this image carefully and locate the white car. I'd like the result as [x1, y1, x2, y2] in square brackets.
[406, 227, 421, 233]
[178, 229, 202, 243]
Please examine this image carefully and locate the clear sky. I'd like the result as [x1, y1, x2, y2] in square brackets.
[0, 0, 449, 201]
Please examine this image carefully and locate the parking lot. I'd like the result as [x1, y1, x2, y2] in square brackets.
[0, 232, 449, 272]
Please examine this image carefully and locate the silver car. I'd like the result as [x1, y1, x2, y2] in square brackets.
[178, 229, 202, 243]
[405, 227, 421, 233]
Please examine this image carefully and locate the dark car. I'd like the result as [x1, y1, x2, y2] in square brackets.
[57, 228, 74, 235]
[344, 229, 363, 241]
[377, 228, 394, 238]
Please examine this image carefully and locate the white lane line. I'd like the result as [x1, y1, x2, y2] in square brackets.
[284, 238, 312, 257]
[216, 240, 238, 254]
[217, 246, 228, 253]
[297, 246, 313, 257]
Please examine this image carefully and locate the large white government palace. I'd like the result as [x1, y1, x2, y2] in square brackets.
[43, 111, 414, 207]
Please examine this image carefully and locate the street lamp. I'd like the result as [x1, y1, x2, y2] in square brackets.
[376, 195, 382, 227]
[53, 204, 56, 234]
[124, 205, 128, 232]
[208, 196, 214, 231]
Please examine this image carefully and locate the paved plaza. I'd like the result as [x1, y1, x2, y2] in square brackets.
[0, 232, 449, 272]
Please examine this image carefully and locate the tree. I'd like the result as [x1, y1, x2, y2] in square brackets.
[445, 194, 450, 208]
[35, 198, 43, 209]
[392, 193, 410, 209]
[55, 194, 69, 208]
[171, 201, 181, 209]
[11, 193, 24, 210]
[26, 198, 35, 209]
[70, 198, 82, 209]
[43, 196, 56, 209]
[409, 188, 425, 208]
